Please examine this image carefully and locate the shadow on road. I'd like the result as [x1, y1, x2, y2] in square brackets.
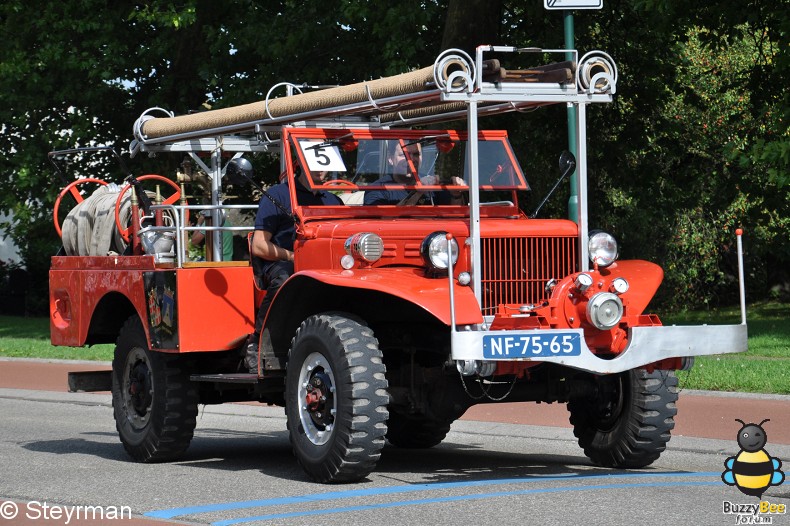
[21, 426, 678, 486]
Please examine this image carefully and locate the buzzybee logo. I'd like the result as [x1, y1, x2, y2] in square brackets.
[722, 419, 785, 498]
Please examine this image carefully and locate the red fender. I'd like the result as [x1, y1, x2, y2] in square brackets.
[553, 259, 664, 325]
[600, 259, 664, 315]
[291, 267, 484, 326]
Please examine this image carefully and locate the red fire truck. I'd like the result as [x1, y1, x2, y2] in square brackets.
[51, 46, 748, 483]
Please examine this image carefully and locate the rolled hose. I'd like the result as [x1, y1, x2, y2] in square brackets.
[136, 66, 437, 140]
[61, 185, 156, 256]
[134, 53, 481, 142]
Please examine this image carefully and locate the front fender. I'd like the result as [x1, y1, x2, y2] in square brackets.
[285, 267, 484, 326]
[261, 267, 484, 360]
[600, 259, 664, 316]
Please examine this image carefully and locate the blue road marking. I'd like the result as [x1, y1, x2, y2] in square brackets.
[211, 481, 718, 525]
[145, 471, 720, 520]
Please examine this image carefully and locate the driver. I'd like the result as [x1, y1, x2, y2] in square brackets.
[243, 165, 343, 373]
[363, 142, 464, 205]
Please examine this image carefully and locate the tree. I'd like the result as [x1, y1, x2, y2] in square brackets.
[0, 0, 447, 313]
[0, 0, 786, 313]
[442, 0, 503, 53]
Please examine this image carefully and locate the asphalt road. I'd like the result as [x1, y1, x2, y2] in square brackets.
[1, 359, 788, 526]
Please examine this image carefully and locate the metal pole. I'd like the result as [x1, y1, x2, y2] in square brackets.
[447, 233, 457, 332]
[210, 143, 223, 262]
[564, 10, 579, 223]
[736, 229, 747, 325]
[468, 98, 482, 303]
[577, 102, 589, 271]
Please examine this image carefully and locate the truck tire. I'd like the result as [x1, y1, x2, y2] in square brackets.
[568, 368, 678, 468]
[111, 316, 198, 462]
[286, 313, 389, 483]
[386, 412, 451, 449]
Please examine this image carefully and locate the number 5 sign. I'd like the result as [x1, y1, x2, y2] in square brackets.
[299, 140, 347, 172]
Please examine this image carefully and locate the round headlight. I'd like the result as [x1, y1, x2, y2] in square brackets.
[421, 231, 459, 270]
[588, 231, 618, 268]
[345, 232, 383, 263]
[586, 292, 623, 330]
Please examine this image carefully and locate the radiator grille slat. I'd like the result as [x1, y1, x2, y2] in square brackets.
[480, 236, 578, 314]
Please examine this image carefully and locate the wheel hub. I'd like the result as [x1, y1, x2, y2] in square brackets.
[304, 372, 334, 428]
[129, 362, 152, 414]
[297, 353, 337, 446]
[122, 348, 153, 429]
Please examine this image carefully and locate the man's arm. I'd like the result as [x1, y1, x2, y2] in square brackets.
[191, 214, 206, 246]
[251, 230, 293, 262]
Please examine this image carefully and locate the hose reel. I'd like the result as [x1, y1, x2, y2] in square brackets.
[577, 51, 618, 94]
[433, 49, 475, 93]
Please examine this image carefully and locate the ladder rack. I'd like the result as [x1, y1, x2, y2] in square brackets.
[130, 47, 616, 156]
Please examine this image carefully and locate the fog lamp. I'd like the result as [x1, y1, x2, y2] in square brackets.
[345, 232, 383, 263]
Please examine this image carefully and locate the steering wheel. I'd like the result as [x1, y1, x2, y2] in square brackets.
[324, 179, 356, 187]
[114, 174, 181, 242]
[53, 178, 109, 238]
[397, 189, 427, 206]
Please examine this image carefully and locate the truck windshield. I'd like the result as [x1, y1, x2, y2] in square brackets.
[290, 130, 529, 199]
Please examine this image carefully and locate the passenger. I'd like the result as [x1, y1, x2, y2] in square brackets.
[363, 142, 464, 205]
[243, 166, 343, 373]
[191, 210, 234, 261]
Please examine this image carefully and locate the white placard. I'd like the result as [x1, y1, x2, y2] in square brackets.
[544, 0, 603, 9]
[299, 140, 347, 172]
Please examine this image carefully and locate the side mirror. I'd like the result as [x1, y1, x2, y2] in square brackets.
[530, 150, 578, 219]
[225, 157, 254, 187]
[559, 150, 576, 175]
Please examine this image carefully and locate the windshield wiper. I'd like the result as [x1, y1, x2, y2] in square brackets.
[303, 133, 355, 151]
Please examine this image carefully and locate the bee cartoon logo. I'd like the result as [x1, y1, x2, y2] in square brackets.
[722, 419, 785, 498]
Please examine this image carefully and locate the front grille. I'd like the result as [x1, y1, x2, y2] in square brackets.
[480, 236, 578, 314]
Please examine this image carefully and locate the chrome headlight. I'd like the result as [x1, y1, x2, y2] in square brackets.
[421, 231, 458, 270]
[586, 292, 623, 330]
[588, 231, 618, 268]
[345, 232, 383, 263]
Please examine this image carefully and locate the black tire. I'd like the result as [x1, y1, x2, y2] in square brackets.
[285, 313, 389, 483]
[568, 368, 678, 468]
[111, 316, 198, 462]
[386, 411, 451, 449]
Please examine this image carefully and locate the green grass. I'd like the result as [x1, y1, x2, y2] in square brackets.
[0, 316, 113, 361]
[1, 302, 788, 394]
[663, 302, 790, 394]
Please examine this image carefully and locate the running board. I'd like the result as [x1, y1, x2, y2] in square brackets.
[68, 370, 112, 392]
[190, 373, 262, 384]
[68, 371, 275, 391]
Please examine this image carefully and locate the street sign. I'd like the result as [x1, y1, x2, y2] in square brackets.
[544, 0, 603, 9]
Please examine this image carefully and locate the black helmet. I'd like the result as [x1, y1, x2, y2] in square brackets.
[225, 157, 254, 185]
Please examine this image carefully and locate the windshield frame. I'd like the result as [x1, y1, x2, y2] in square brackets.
[287, 128, 529, 196]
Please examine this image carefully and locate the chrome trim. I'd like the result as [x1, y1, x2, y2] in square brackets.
[450, 324, 748, 375]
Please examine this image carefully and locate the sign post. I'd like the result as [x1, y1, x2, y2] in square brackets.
[544, 0, 603, 223]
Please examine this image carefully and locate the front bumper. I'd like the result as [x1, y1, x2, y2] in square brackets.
[450, 324, 748, 375]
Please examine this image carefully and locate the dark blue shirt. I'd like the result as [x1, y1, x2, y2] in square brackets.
[363, 175, 453, 205]
[363, 175, 410, 205]
[254, 180, 342, 251]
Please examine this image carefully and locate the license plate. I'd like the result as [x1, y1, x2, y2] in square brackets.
[483, 332, 582, 359]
